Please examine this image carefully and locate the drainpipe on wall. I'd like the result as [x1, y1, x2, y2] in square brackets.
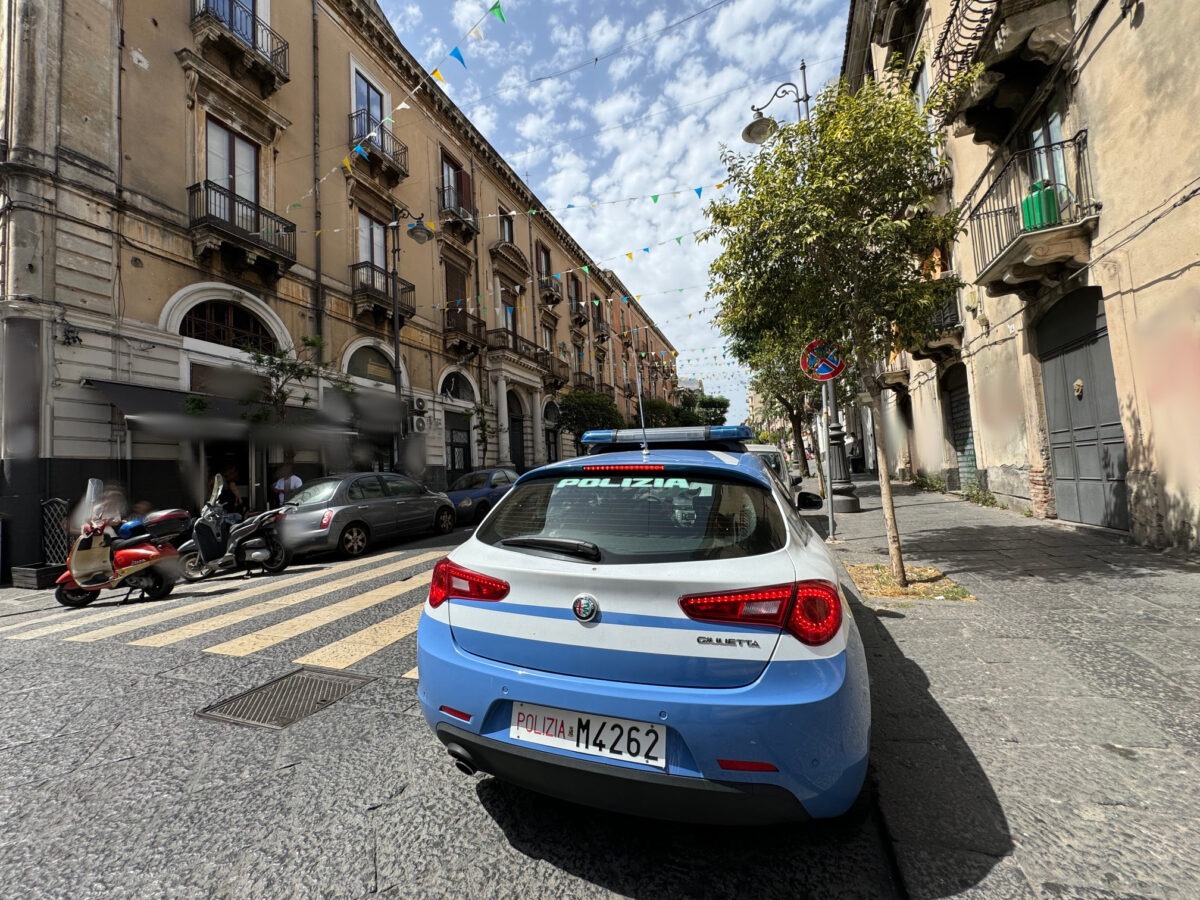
[311, 0, 324, 357]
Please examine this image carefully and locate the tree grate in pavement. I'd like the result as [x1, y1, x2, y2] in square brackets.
[196, 667, 375, 730]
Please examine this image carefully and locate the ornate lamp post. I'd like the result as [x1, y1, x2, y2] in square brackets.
[389, 204, 432, 469]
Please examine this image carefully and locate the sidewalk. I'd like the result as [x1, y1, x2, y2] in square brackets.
[819, 478, 1200, 898]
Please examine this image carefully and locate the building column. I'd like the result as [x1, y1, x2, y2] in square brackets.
[496, 375, 510, 465]
[532, 387, 545, 465]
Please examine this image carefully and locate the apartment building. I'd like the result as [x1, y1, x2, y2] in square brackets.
[0, 0, 677, 574]
[844, 0, 1199, 550]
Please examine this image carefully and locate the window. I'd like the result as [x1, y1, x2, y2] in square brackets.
[568, 275, 582, 305]
[355, 72, 384, 134]
[590, 295, 603, 324]
[348, 476, 385, 501]
[444, 262, 468, 307]
[440, 372, 476, 403]
[181, 301, 277, 353]
[441, 153, 472, 213]
[206, 118, 258, 226]
[541, 323, 554, 350]
[536, 242, 551, 277]
[382, 474, 421, 497]
[499, 208, 514, 243]
[348, 346, 394, 381]
[1027, 98, 1067, 187]
[358, 212, 387, 268]
[503, 295, 518, 334]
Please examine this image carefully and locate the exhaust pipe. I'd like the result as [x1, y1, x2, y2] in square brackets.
[247, 549, 270, 562]
[445, 743, 478, 777]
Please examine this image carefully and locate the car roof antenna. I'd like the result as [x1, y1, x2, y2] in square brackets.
[633, 362, 650, 460]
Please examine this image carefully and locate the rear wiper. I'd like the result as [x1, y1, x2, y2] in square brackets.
[501, 536, 602, 562]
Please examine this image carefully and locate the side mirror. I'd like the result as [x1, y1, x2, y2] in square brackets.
[790, 474, 804, 488]
[796, 491, 824, 511]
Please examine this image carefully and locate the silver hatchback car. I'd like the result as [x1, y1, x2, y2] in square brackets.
[281, 472, 456, 557]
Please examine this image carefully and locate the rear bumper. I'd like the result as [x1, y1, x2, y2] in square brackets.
[416, 613, 870, 820]
[435, 722, 810, 825]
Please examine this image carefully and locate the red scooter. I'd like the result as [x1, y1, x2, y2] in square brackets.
[55, 479, 190, 608]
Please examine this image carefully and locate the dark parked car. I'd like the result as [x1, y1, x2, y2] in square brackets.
[445, 467, 519, 524]
[281, 472, 456, 557]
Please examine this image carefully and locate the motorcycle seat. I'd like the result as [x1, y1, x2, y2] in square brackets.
[110, 533, 150, 551]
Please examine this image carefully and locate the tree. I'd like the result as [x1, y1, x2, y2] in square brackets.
[639, 398, 677, 427]
[703, 64, 963, 585]
[558, 390, 624, 450]
[695, 394, 730, 426]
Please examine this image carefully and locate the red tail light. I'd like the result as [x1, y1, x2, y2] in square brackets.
[428, 558, 510, 609]
[319, 509, 334, 529]
[678, 580, 842, 646]
[581, 464, 666, 472]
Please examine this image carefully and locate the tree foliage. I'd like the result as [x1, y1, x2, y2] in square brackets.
[702, 64, 965, 583]
[639, 398, 678, 428]
[241, 336, 348, 424]
[558, 389, 624, 442]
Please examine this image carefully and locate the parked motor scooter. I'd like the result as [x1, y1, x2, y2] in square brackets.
[55, 479, 190, 608]
[177, 474, 292, 581]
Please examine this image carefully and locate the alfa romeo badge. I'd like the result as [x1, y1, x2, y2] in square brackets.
[572, 594, 599, 622]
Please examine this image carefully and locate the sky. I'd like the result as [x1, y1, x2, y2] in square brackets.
[379, 0, 850, 424]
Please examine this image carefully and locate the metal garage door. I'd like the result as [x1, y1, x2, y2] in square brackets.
[943, 365, 977, 491]
[1037, 288, 1129, 530]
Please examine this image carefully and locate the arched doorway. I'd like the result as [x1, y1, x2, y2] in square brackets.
[544, 401, 561, 464]
[440, 371, 476, 488]
[507, 389, 526, 471]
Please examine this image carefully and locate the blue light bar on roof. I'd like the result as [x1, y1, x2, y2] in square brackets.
[580, 425, 754, 444]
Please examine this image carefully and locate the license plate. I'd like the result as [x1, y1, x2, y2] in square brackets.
[509, 701, 667, 770]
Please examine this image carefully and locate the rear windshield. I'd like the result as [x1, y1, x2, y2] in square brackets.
[476, 472, 787, 562]
[288, 479, 338, 506]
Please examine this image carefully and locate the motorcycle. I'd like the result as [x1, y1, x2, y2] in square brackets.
[55, 479, 190, 608]
[177, 474, 292, 581]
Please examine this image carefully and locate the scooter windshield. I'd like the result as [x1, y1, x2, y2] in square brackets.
[209, 474, 224, 505]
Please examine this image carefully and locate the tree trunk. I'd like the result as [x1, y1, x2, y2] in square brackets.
[863, 372, 907, 587]
[789, 412, 811, 477]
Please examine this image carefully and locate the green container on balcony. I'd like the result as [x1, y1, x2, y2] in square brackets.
[1021, 180, 1061, 231]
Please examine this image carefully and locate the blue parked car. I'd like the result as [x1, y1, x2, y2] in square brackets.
[416, 426, 870, 825]
[445, 467, 519, 524]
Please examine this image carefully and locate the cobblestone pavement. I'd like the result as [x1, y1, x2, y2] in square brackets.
[825, 478, 1200, 899]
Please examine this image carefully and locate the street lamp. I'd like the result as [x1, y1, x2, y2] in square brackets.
[741, 62, 811, 144]
[389, 204, 431, 470]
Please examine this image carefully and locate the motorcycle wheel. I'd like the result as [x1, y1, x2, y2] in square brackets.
[55, 584, 97, 608]
[179, 550, 210, 582]
[262, 538, 292, 574]
[139, 568, 175, 601]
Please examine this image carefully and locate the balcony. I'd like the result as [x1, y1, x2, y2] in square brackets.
[187, 180, 295, 279]
[911, 295, 964, 362]
[572, 372, 596, 392]
[542, 357, 570, 391]
[623, 380, 637, 398]
[933, 0, 1072, 143]
[569, 299, 589, 327]
[593, 320, 611, 343]
[443, 309, 486, 357]
[620, 329, 633, 349]
[438, 184, 479, 239]
[349, 262, 414, 324]
[968, 131, 1098, 294]
[348, 110, 408, 185]
[191, 0, 289, 95]
[597, 381, 616, 400]
[537, 276, 563, 306]
[486, 329, 546, 368]
[875, 349, 912, 393]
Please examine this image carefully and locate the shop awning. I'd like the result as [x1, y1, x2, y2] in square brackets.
[84, 379, 354, 441]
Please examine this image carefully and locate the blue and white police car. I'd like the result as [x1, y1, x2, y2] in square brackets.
[416, 425, 870, 824]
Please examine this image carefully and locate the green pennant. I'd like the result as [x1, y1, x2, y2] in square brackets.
[581, 265, 589, 274]
[651, 195, 660, 203]
[489, 2, 506, 23]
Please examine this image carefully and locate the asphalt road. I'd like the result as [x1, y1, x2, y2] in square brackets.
[0, 528, 903, 899]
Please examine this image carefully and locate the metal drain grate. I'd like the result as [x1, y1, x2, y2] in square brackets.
[197, 667, 375, 730]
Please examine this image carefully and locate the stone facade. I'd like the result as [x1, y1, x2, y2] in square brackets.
[0, 0, 678, 578]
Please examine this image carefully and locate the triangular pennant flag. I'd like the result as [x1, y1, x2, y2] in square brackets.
[675, 236, 683, 244]
[581, 265, 589, 273]
[290, 202, 302, 209]
[397, 102, 411, 110]
[642, 247, 650, 253]
[566, 203, 574, 209]
[382, 116, 394, 125]
[341, 156, 353, 174]
[716, 182, 725, 189]
[353, 144, 369, 160]
[593, 299, 600, 306]
[489, 1, 506, 23]
[449, 47, 466, 68]
[625, 252, 634, 260]
[694, 187, 703, 198]
[651, 195, 660, 203]
[469, 26, 484, 40]
[431, 68, 445, 82]
[553, 272, 562, 279]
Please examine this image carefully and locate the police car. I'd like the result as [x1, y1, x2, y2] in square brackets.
[416, 425, 870, 824]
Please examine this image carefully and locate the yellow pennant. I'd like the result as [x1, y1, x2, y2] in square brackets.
[431, 68, 445, 82]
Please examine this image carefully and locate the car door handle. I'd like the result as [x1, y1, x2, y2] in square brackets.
[358, 505, 369, 510]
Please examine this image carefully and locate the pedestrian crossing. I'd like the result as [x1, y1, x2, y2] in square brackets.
[2, 548, 446, 673]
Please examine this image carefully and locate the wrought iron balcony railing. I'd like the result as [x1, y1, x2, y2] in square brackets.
[486, 329, 544, 367]
[349, 262, 415, 319]
[932, 0, 996, 96]
[187, 180, 296, 261]
[593, 320, 611, 342]
[191, 0, 289, 81]
[348, 110, 409, 178]
[597, 381, 616, 400]
[569, 299, 588, 326]
[444, 309, 486, 347]
[439, 185, 478, 227]
[968, 131, 1096, 278]
[572, 372, 596, 391]
[537, 276, 563, 303]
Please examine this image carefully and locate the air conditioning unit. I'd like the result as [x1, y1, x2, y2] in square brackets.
[410, 416, 430, 434]
[413, 396, 428, 414]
